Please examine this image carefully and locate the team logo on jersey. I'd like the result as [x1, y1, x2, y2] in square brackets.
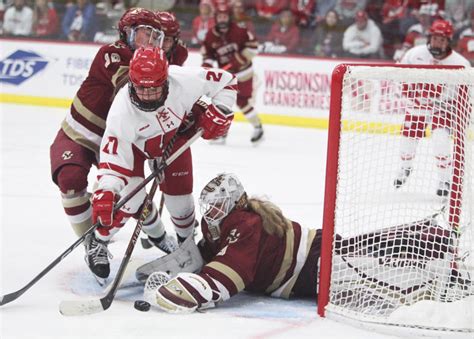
[227, 229, 240, 244]
[0, 50, 49, 85]
[62, 150, 74, 160]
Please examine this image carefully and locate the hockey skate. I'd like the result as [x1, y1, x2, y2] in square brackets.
[436, 181, 450, 197]
[393, 167, 412, 188]
[144, 232, 179, 254]
[251, 125, 264, 143]
[84, 233, 112, 286]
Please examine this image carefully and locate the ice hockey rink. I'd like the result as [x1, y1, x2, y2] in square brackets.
[0, 103, 467, 339]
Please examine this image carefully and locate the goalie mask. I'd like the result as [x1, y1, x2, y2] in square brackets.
[129, 47, 169, 112]
[199, 173, 245, 241]
[118, 8, 164, 50]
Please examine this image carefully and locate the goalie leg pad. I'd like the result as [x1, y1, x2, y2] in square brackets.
[135, 235, 204, 282]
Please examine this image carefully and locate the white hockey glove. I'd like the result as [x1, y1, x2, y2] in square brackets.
[135, 235, 204, 282]
[153, 272, 221, 314]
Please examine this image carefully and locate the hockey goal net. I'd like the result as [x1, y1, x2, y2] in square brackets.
[318, 64, 473, 336]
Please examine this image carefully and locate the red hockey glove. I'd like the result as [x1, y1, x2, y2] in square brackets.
[198, 104, 234, 140]
[92, 189, 116, 227]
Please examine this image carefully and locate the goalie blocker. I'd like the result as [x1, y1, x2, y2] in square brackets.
[137, 174, 473, 314]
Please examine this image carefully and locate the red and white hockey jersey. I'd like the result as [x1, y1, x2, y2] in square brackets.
[400, 44, 471, 67]
[96, 66, 237, 193]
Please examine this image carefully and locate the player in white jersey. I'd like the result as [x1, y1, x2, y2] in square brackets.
[393, 19, 471, 197]
[85, 47, 237, 281]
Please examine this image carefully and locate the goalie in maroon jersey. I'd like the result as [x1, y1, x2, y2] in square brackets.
[136, 173, 472, 313]
[201, 3, 264, 144]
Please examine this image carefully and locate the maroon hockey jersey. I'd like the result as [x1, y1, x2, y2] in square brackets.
[61, 40, 132, 154]
[201, 22, 258, 74]
[198, 209, 320, 299]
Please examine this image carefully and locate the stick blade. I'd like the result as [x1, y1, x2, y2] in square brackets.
[59, 299, 105, 316]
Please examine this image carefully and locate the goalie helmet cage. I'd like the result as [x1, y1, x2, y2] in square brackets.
[317, 63, 473, 337]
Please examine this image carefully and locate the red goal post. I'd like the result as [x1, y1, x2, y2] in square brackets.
[317, 63, 473, 336]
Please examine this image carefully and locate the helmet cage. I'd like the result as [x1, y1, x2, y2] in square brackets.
[129, 81, 168, 112]
[127, 25, 164, 50]
[199, 173, 245, 241]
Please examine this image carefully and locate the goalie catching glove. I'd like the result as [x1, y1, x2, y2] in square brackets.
[145, 272, 221, 313]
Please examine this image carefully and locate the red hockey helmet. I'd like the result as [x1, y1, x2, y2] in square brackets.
[429, 19, 453, 40]
[214, 2, 231, 32]
[156, 11, 180, 37]
[129, 47, 169, 111]
[130, 47, 168, 87]
[118, 8, 161, 35]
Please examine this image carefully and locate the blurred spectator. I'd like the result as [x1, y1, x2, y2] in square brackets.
[32, 0, 58, 39]
[262, 9, 300, 53]
[334, 0, 368, 27]
[191, 0, 215, 46]
[457, 10, 474, 65]
[94, 0, 125, 43]
[3, 0, 33, 37]
[342, 10, 383, 58]
[312, 9, 344, 57]
[444, 0, 473, 35]
[313, 0, 338, 25]
[256, 0, 288, 20]
[381, 0, 407, 44]
[232, 0, 255, 35]
[62, 0, 97, 41]
[289, 0, 316, 27]
[393, 3, 437, 61]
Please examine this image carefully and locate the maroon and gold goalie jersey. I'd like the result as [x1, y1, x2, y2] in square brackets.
[198, 209, 320, 300]
[61, 40, 133, 155]
[201, 22, 258, 74]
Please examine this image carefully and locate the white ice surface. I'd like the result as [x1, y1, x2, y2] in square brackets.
[0, 103, 415, 339]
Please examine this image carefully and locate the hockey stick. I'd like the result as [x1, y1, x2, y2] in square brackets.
[0, 162, 168, 307]
[0, 131, 193, 307]
[59, 129, 203, 316]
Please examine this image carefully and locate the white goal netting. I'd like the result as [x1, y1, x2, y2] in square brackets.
[322, 65, 474, 336]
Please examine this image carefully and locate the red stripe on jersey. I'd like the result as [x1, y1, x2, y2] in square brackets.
[224, 85, 238, 91]
[99, 163, 133, 179]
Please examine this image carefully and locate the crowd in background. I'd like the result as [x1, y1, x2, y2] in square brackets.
[1, 0, 474, 64]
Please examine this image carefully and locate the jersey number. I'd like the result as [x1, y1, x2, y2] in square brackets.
[103, 136, 118, 155]
[206, 71, 223, 82]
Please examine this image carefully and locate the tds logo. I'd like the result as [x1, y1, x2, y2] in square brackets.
[0, 50, 49, 85]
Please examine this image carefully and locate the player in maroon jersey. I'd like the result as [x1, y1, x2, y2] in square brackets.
[156, 11, 188, 66]
[49, 9, 187, 260]
[137, 172, 471, 313]
[201, 3, 264, 143]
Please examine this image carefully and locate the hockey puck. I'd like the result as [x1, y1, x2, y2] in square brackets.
[134, 300, 151, 312]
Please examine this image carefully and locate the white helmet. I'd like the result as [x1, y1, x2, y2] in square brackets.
[199, 173, 245, 240]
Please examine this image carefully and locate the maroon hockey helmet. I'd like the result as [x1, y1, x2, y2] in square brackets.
[429, 19, 454, 40]
[118, 8, 161, 34]
[129, 47, 169, 111]
[214, 2, 231, 32]
[214, 2, 231, 16]
[156, 11, 180, 37]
